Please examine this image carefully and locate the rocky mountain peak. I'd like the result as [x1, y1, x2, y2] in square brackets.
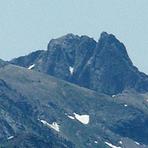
[10, 32, 148, 95]
[100, 31, 110, 39]
[97, 32, 130, 61]
[47, 33, 80, 49]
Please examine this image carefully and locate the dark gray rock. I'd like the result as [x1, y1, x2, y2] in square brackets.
[9, 32, 148, 96]
[78, 32, 148, 95]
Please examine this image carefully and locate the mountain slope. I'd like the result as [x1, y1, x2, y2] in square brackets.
[0, 62, 74, 148]
[0, 62, 148, 147]
[10, 32, 148, 95]
[10, 50, 44, 68]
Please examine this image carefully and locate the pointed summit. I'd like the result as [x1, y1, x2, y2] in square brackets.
[100, 31, 110, 39]
[99, 31, 117, 42]
[81, 32, 148, 95]
[75, 32, 148, 95]
[97, 32, 131, 63]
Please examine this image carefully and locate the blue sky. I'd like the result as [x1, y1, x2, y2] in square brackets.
[0, 0, 148, 74]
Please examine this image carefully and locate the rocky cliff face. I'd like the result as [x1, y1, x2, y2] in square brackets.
[10, 32, 148, 95]
[77, 32, 148, 95]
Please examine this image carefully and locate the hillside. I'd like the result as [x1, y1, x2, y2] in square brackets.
[0, 62, 148, 147]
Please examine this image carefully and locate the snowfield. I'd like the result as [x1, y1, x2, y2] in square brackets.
[69, 66, 74, 75]
[105, 142, 121, 148]
[74, 113, 89, 124]
[28, 64, 35, 70]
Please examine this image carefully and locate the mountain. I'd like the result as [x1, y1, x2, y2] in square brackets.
[0, 62, 148, 148]
[10, 32, 148, 95]
[5, 32, 148, 147]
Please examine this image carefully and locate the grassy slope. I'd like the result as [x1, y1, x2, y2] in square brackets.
[0, 64, 148, 148]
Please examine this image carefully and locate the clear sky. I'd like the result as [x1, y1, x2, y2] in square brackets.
[0, 0, 148, 74]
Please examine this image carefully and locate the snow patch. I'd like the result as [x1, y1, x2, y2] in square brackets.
[74, 113, 89, 124]
[112, 95, 116, 98]
[119, 141, 122, 144]
[135, 141, 140, 145]
[40, 120, 60, 132]
[69, 66, 74, 75]
[124, 104, 128, 107]
[94, 141, 98, 144]
[7, 136, 14, 140]
[68, 115, 75, 120]
[28, 64, 35, 70]
[105, 142, 121, 148]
